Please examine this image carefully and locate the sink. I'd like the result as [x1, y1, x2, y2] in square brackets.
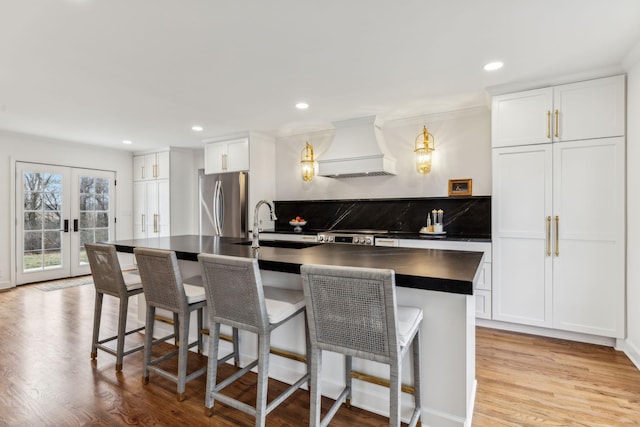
[234, 240, 322, 249]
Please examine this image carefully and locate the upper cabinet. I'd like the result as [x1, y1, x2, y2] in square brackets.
[491, 75, 625, 148]
[204, 137, 249, 174]
[133, 151, 170, 181]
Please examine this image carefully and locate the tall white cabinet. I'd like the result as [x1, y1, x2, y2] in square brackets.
[133, 148, 194, 239]
[491, 75, 626, 338]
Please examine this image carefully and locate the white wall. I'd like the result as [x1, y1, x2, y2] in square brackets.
[275, 107, 491, 200]
[625, 55, 640, 366]
[0, 131, 134, 289]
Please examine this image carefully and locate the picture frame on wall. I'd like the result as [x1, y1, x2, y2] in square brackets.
[448, 178, 472, 196]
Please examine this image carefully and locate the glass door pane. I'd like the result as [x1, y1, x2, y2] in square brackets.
[71, 169, 115, 277]
[16, 163, 70, 284]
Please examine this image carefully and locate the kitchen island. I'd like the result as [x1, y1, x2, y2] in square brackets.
[113, 234, 483, 427]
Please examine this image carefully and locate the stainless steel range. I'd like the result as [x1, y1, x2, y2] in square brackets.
[316, 229, 388, 246]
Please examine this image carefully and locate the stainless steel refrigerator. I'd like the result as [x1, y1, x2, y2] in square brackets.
[198, 169, 248, 237]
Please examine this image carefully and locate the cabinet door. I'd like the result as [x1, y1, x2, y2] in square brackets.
[204, 142, 227, 174]
[145, 180, 159, 237]
[553, 75, 625, 142]
[133, 156, 146, 181]
[492, 145, 553, 327]
[155, 151, 170, 180]
[143, 154, 157, 180]
[491, 87, 553, 147]
[226, 138, 249, 172]
[552, 138, 625, 337]
[156, 179, 171, 237]
[133, 181, 147, 238]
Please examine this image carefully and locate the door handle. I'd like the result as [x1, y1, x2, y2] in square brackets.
[62, 219, 69, 233]
[546, 216, 551, 256]
[73, 219, 79, 232]
[213, 180, 222, 235]
[555, 215, 560, 256]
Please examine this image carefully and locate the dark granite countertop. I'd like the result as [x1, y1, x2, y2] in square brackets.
[112, 235, 484, 295]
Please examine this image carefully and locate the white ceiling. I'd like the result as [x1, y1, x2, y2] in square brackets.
[1, 0, 640, 152]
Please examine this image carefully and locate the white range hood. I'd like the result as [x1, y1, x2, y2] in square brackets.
[317, 116, 396, 178]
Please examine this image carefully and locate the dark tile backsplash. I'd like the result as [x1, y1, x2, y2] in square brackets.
[274, 196, 491, 238]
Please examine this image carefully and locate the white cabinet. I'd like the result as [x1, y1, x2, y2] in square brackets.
[492, 145, 553, 327]
[492, 75, 625, 148]
[551, 138, 625, 337]
[492, 139, 625, 337]
[132, 148, 194, 239]
[133, 151, 170, 181]
[491, 76, 626, 338]
[376, 238, 492, 319]
[492, 87, 553, 147]
[204, 137, 249, 174]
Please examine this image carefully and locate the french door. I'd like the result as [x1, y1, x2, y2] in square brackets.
[16, 162, 116, 285]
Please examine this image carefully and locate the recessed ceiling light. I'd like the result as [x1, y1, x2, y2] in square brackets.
[483, 61, 504, 71]
[296, 102, 309, 110]
[192, 125, 203, 132]
[122, 140, 133, 145]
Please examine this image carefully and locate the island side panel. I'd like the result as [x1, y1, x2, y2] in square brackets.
[259, 270, 475, 427]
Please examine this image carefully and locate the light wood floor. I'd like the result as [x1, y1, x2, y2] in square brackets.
[1, 281, 639, 426]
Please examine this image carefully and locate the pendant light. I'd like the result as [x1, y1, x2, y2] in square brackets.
[414, 125, 435, 174]
[301, 142, 315, 181]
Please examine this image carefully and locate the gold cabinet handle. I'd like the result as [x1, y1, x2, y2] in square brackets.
[555, 215, 559, 256]
[554, 109, 559, 139]
[547, 110, 551, 139]
[142, 214, 145, 232]
[153, 164, 158, 178]
[154, 214, 158, 233]
[546, 216, 551, 256]
[141, 165, 145, 180]
[222, 153, 228, 171]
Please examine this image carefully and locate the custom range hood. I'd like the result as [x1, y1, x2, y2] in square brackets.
[317, 116, 397, 178]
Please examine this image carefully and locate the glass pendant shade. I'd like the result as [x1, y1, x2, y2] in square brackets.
[301, 142, 315, 181]
[415, 126, 435, 174]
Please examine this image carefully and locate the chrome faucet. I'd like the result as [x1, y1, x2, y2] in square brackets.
[252, 200, 277, 249]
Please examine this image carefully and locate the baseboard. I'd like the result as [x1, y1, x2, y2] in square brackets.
[476, 319, 617, 347]
[618, 338, 640, 372]
[0, 281, 13, 291]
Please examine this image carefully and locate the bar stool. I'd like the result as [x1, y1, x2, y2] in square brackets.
[300, 264, 423, 427]
[198, 253, 310, 427]
[85, 243, 145, 372]
[134, 247, 211, 401]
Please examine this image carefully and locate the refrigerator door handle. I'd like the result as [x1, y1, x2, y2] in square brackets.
[218, 181, 224, 235]
[213, 180, 223, 236]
